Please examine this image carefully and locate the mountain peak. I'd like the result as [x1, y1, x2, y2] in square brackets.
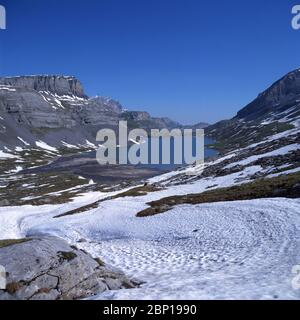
[237, 68, 300, 120]
[89, 96, 123, 113]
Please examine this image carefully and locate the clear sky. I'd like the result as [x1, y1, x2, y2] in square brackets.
[0, 0, 299, 124]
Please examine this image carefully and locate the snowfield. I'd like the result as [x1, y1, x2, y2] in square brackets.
[91, 199, 300, 300]
[0, 193, 300, 300]
[225, 144, 300, 169]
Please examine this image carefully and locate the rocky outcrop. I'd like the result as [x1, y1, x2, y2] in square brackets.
[0, 75, 86, 98]
[90, 96, 123, 114]
[122, 111, 152, 122]
[0, 237, 137, 300]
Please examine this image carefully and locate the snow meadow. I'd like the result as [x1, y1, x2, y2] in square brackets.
[1, 176, 300, 299]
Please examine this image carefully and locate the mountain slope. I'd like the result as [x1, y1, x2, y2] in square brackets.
[207, 68, 300, 152]
[0, 75, 180, 150]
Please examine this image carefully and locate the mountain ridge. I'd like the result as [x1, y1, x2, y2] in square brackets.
[0, 75, 181, 149]
[236, 68, 300, 120]
[0, 75, 87, 98]
[207, 68, 300, 152]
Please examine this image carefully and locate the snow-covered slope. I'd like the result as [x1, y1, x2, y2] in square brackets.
[0, 123, 299, 299]
[91, 199, 300, 300]
[0, 193, 300, 299]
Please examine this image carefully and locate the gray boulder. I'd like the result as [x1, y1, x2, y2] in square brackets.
[0, 237, 137, 300]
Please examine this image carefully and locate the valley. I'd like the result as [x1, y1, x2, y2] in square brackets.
[0, 69, 299, 300]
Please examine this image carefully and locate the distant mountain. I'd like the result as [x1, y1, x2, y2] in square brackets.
[190, 122, 210, 129]
[207, 68, 300, 152]
[0, 75, 181, 149]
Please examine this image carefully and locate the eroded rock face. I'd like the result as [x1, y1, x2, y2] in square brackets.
[237, 68, 300, 120]
[206, 69, 300, 152]
[0, 237, 136, 300]
[0, 75, 181, 148]
[0, 75, 86, 98]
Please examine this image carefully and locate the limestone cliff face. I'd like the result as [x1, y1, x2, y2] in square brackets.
[0, 75, 181, 148]
[0, 75, 86, 98]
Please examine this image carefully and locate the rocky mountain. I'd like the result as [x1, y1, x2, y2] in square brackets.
[154, 69, 300, 192]
[0, 75, 180, 150]
[207, 68, 300, 152]
[237, 69, 300, 120]
[0, 75, 87, 98]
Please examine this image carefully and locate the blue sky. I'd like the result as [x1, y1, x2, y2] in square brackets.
[0, 0, 299, 124]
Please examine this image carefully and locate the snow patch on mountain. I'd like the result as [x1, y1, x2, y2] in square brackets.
[225, 144, 300, 169]
[35, 141, 58, 152]
[0, 150, 19, 159]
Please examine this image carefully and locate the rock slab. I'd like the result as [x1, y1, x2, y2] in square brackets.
[0, 237, 136, 300]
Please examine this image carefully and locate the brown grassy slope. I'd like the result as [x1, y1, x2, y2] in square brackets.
[137, 172, 300, 217]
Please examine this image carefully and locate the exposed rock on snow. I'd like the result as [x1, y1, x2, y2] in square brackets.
[0, 236, 137, 300]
